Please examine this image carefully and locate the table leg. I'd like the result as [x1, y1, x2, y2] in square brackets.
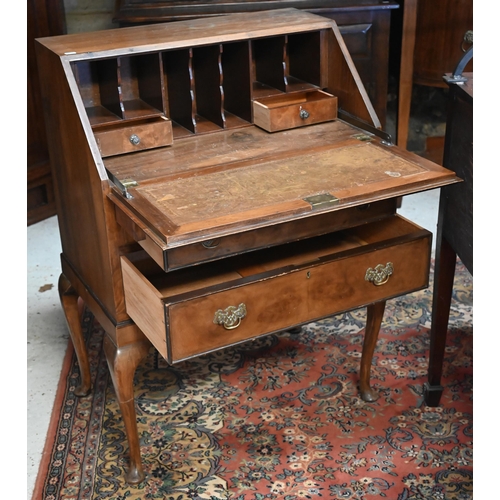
[103, 335, 150, 485]
[424, 236, 456, 406]
[359, 300, 386, 402]
[58, 273, 92, 397]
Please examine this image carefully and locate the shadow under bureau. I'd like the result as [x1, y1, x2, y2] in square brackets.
[36, 9, 460, 484]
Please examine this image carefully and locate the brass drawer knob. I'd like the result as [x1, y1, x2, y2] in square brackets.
[213, 303, 247, 330]
[365, 262, 394, 286]
[129, 134, 141, 146]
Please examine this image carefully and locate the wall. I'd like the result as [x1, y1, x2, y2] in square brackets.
[64, 0, 117, 33]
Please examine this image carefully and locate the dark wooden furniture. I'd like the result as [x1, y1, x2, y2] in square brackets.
[396, 0, 473, 148]
[36, 9, 459, 484]
[27, 0, 66, 225]
[423, 72, 472, 406]
[114, 0, 399, 127]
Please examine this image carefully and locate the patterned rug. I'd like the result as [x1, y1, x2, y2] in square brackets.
[33, 261, 472, 500]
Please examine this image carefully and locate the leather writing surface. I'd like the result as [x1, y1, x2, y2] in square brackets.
[135, 142, 424, 225]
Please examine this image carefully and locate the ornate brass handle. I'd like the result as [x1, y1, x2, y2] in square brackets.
[213, 303, 247, 330]
[365, 262, 393, 286]
[299, 106, 310, 120]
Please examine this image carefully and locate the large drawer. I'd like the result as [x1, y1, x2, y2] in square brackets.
[121, 215, 431, 364]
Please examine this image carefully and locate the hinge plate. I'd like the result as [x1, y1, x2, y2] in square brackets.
[352, 133, 373, 142]
[121, 178, 139, 189]
[106, 168, 138, 199]
[303, 193, 339, 209]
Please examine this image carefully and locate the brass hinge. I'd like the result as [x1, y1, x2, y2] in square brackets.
[106, 169, 138, 199]
[338, 108, 393, 146]
[121, 178, 139, 189]
[352, 133, 373, 142]
[303, 193, 339, 209]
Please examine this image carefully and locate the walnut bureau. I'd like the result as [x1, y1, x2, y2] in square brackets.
[36, 9, 460, 484]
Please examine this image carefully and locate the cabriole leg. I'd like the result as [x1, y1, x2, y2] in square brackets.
[359, 300, 386, 402]
[103, 335, 150, 485]
[58, 273, 92, 397]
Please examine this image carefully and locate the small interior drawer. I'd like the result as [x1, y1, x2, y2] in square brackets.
[94, 117, 173, 157]
[121, 215, 431, 364]
[253, 90, 337, 132]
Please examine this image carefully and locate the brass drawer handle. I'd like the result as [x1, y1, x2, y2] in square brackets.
[213, 303, 247, 330]
[299, 106, 310, 120]
[365, 262, 394, 286]
[129, 134, 141, 145]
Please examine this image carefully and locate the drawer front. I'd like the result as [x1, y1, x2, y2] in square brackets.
[95, 118, 173, 157]
[253, 90, 337, 132]
[166, 236, 430, 362]
[166, 200, 396, 270]
[113, 196, 397, 272]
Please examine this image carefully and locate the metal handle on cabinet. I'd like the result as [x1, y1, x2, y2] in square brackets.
[365, 262, 393, 286]
[213, 303, 247, 330]
[299, 106, 310, 120]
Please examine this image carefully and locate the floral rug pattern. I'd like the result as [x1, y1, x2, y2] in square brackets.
[37, 262, 472, 500]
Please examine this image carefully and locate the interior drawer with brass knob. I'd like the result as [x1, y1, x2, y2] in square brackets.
[94, 117, 173, 157]
[252, 89, 338, 132]
[121, 215, 431, 364]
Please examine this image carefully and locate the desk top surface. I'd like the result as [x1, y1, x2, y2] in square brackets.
[37, 8, 333, 57]
[105, 120, 459, 245]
